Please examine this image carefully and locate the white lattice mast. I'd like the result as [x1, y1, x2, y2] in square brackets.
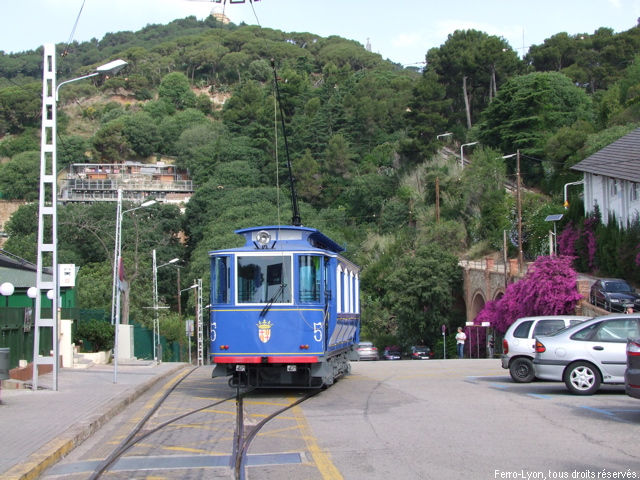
[33, 43, 59, 391]
[196, 278, 203, 366]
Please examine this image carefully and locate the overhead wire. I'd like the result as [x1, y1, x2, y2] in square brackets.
[62, 0, 87, 57]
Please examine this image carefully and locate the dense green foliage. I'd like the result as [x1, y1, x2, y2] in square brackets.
[3, 17, 640, 350]
[73, 319, 115, 352]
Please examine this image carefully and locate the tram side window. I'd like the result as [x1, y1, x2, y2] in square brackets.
[237, 256, 292, 304]
[212, 256, 229, 304]
[299, 255, 321, 302]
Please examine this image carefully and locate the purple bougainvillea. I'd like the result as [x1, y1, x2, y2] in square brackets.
[582, 216, 597, 271]
[557, 223, 577, 258]
[473, 255, 583, 335]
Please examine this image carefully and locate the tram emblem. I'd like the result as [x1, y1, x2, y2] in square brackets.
[257, 319, 273, 343]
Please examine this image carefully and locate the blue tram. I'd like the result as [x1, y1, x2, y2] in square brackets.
[209, 225, 361, 388]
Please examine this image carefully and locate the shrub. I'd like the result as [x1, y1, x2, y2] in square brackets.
[73, 319, 115, 352]
[474, 255, 582, 334]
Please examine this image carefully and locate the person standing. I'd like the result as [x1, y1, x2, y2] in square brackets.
[455, 327, 467, 359]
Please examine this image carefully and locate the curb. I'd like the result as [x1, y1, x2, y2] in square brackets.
[2, 363, 188, 480]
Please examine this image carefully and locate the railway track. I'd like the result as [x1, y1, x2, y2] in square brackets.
[84, 366, 321, 480]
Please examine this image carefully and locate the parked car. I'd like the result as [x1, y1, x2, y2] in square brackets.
[501, 315, 590, 383]
[534, 314, 640, 395]
[409, 346, 432, 359]
[382, 346, 402, 360]
[625, 337, 640, 399]
[589, 278, 640, 312]
[356, 341, 379, 361]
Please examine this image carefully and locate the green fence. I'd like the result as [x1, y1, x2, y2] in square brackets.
[133, 322, 181, 362]
[0, 307, 52, 370]
[0, 307, 181, 369]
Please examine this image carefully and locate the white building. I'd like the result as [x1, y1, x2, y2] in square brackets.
[571, 127, 640, 227]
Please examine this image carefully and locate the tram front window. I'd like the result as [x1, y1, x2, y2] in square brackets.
[237, 256, 292, 304]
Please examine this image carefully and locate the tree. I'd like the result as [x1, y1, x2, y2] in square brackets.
[401, 69, 450, 165]
[0, 150, 39, 200]
[344, 172, 397, 224]
[158, 72, 196, 110]
[58, 135, 90, 170]
[92, 119, 130, 161]
[122, 112, 160, 158]
[294, 149, 322, 205]
[0, 82, 41, 133]
[220, 51, 252, 83]
[0, 129, 39, 158]
[157, 108, 209, 155]
[526, 32, 578, 71]
[461, 147, 509, 248]
[426, 30, 520, 128]
[475, 255, 583, 333]
[383, 244, 462, 344]
[477, 72, 593, 162]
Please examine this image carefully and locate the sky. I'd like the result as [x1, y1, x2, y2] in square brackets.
[1, 0, 640, 66]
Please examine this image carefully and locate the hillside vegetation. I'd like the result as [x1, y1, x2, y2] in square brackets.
[2, 16, 640, 347]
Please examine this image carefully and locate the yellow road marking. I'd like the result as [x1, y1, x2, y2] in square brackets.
[292, 404, 343, 480]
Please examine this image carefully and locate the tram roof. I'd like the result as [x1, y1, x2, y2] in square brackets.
[209, 225, 345, 255]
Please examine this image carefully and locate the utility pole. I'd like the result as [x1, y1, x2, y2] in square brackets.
[516, 149, 523, 271]
[503, 229, 509, 290]
[177, 267, 181, 318]
[435, 177, 440, 223]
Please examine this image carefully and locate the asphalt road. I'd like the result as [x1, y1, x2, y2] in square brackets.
[41, 359, 640, 480]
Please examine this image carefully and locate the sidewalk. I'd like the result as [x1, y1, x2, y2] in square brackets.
[0, 361, 188, 480]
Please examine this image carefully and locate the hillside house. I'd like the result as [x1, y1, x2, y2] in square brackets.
[59, 161, 195, 205]
[571, 127, 640, 227]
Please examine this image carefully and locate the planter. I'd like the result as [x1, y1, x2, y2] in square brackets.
[76, 350, 112, 365]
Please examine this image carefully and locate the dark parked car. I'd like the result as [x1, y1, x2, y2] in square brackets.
[409, 346, 432, 359]
[625, 337, 640, 399]
[382, 346, 402, 360]
[356, 341, 379, 361]
[589, 278, 640, 312]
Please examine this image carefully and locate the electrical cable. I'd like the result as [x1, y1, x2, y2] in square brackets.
[62, 0, 87, 57]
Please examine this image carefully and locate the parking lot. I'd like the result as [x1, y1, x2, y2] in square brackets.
[301, 359, 640, 480]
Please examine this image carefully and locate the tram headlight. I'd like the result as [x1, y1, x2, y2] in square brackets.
[256, 230, 271, 245]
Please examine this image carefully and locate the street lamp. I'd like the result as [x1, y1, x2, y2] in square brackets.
[33, 45, 128, 391]
[111, 190, 156, 326]
[460, 142, 478, 168]
[0, 282, 14, 307]
[181, 280, 203, 366]
[152, 251, 180, 363]
[544, 214, 563, 256]
[503, 151, 523, 270]
[437, 132, 453, 140]
[112, 189, 156, 383]
[181, 284, 198, 364]
[56, 59, 127, 100]
[563, 180, 584, 209]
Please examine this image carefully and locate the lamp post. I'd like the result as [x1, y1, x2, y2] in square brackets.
[33, 46, 128, 391]
[503, 151, 523, 270]
[563, 180, 584, 209]
[460, 142, 478, 168]
[112, 189, 156, 383]
[55, 59, 127, 101]
[181, 280, 203, 366]
[181, 284, 198, 364]
[152, 251, 179, 363]
[436, 132, 453, 140]
[0, 282, 14, 308]
[544, 214, 564, 256]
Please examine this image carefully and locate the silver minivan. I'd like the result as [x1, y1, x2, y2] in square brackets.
[501, 315, 591, 382]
